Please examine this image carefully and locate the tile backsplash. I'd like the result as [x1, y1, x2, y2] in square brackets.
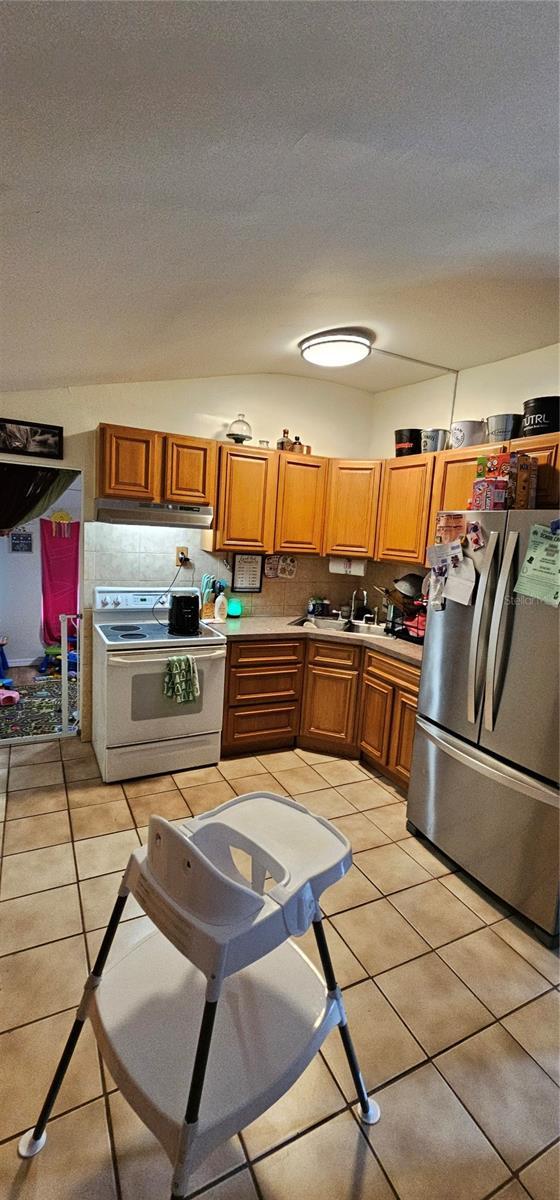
[83, 523, 413, 618]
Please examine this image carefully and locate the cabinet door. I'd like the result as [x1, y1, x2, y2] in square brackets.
[216, 446, 279, 552]
[510, 433, 559, 508]
[301, 665, 359, 747]
[387, 689, 418, 785]
[275, 454, 327, 553]
[427, 442, 504, 546]
[164, 435, 217, 505]
[323, 459, 382, 556]
[98, 424, 162, 500]
[359, 675, 394, 764]
[376, 455, 435, 564]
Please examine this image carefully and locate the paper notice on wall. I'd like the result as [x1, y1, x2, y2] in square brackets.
[514, 524, 560, 607]
[444, 557, 475, 605]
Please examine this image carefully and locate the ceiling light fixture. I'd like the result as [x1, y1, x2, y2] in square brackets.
[298, 328, 373, 367]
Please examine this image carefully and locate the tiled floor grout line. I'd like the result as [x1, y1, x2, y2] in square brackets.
[429, 1052, 548, 1185]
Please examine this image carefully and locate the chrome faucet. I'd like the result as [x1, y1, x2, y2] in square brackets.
[350, 587, 367, 620]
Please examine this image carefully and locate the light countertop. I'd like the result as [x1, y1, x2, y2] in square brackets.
[207, 616, 423, 666]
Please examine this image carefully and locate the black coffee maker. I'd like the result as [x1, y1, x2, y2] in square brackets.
[168, 592, 200, 637]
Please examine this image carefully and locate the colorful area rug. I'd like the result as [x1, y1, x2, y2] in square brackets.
[0, 676, 78, 740]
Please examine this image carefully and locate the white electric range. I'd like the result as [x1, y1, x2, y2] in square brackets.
[92, 587, 226, 782]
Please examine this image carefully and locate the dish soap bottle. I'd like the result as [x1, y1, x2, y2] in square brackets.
[214, 585, 228, 623]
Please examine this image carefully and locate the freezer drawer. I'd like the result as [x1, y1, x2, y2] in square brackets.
[408, 717, 559, 937]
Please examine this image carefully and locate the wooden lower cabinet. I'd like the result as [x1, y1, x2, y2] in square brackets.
[300, 664, 359, 754]
[221, 638, 304, 755]
[359, 675, 393, 765]
[359, 651, 420, 788]
[221, 636, 421, 776]
[387, 689, 418, 785]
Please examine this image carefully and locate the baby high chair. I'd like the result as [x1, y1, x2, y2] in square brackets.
[19, 791, 380, 1198]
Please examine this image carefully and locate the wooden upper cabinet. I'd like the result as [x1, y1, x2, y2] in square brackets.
[427, 441, 504, 546]
[163, 434, 217, 506]
[376, 454, 435, 564]
[216, 445, 279, 553]
[510, 433, 559, 508]
[98, 424, 163, 501]
[323, 459, 382, 557]
[275, 454, 328, 553]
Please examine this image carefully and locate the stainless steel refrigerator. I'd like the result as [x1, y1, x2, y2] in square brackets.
[407, 509, 559, 942]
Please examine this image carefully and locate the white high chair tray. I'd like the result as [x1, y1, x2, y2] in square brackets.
[90, 926, 339, 1167]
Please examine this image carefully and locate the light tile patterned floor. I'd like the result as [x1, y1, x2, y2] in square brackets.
[0, 738, 558, 1200]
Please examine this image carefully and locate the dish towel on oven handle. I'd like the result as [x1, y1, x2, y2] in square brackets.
[163, 655, 200, 703]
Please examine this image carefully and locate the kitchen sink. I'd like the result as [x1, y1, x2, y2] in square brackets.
[289, 616, 391, 639]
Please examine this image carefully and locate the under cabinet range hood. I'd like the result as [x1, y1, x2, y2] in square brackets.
[94, 498, 213, 528]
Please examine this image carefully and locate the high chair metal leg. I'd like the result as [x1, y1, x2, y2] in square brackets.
[18, 889, 129, 1159]
[312, 919, 380, 1126]
[171, 998, 219, 1199]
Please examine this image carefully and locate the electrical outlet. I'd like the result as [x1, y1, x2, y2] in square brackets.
[176, 546, 190, 567]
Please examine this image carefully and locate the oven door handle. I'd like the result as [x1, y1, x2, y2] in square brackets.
[108, 649, 226, 665]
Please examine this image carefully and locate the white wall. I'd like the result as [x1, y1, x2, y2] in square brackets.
[369, 374, 457, 458]
[0, 478, 81, 665]
[368, 344, 559, 456]
[452, 344, 559, 420]
[0, 373, 380, 518]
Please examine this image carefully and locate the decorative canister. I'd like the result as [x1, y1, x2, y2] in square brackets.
[521, 397, 559, 437]
[450, 420, 487, 449]
[421, 428, 450, 453]
[394, 429, 422, 456]
[486, 414, 522, 441]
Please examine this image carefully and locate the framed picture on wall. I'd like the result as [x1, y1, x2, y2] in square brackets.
[231, 553, 264, 592]
[0, 418, 63, 460]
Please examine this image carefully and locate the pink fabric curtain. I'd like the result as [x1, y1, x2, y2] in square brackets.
[40, 519, 80, 645]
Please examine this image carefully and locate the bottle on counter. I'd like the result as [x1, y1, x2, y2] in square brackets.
[292, 435, 304, 453]
[277, 429, 293, 451]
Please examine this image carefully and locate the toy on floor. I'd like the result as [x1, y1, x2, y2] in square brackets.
[18, 792, 380, 1198]
[0, 689, 20, 706]
[37, 643, 77, 676]
[0, 635, 9, 676]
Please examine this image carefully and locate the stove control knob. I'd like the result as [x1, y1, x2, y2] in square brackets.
[157, 598, 166, 606]
[101, 597, 109, 607]
[112, 599, 120, 607]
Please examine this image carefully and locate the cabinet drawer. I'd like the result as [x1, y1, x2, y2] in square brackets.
[364, 650, 420, 693]
[307, 639, 361, 670]
[229, 639, 305, 667]
[222, 702, 299, 751]
[228, 664, 302, 706]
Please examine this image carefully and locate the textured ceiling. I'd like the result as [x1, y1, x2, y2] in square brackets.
[1, 1, 558, 392]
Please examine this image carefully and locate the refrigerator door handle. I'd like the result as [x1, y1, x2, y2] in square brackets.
[484, 530, 518, 732]
[467, 530, 499, 724]
[416, 716, 559, 807]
